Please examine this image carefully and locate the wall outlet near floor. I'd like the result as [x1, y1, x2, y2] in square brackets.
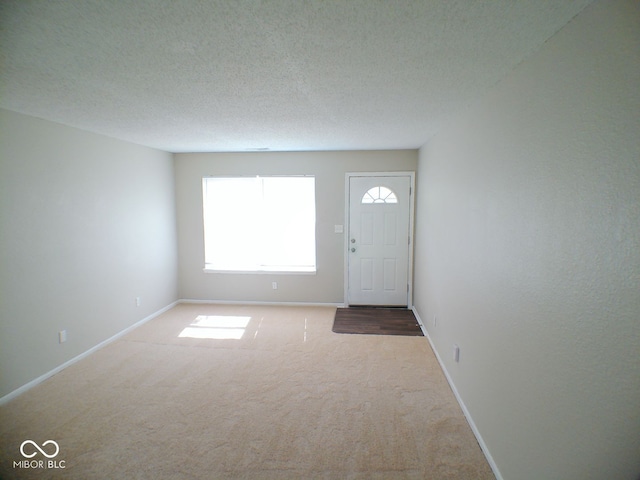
[433, 315, 437, 327]
[272, 282, 278, 290]
[58, 330, 67, 344]
[453, 344, 460, 362]
[136, 296, 141, 307]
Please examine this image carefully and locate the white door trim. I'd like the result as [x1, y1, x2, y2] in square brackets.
[344, 171, 415, 308]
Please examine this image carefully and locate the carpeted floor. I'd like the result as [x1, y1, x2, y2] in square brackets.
[0, 304, 494, 479]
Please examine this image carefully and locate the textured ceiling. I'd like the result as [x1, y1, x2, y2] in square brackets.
[0, 0, 593, 153]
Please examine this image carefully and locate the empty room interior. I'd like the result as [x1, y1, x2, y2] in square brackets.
[0, 1, 638, 479]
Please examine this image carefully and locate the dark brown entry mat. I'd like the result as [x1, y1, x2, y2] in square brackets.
[332, 307, 423, 336]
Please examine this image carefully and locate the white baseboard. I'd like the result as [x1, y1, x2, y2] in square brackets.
[412, 305, 427, 334]
[0, 300, 179, 406]
[411, 307, 503, 480]
[179, 298, 344, 308]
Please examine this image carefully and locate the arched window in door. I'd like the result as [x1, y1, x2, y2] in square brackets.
[361, 186, 398, 204]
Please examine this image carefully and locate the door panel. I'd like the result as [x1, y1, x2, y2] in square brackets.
[361, 259, 374, 290]
[348, 175, 411, 306]
[361, 213, 374, 245]
[384, 213, 397, 245]
[383, 258, 397, 290]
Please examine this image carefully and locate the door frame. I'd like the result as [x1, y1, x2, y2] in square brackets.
[344, 171, 416, 308]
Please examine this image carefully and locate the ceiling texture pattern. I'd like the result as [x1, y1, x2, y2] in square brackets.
[0, 0, 593, 152]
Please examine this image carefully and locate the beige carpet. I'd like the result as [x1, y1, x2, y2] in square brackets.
[0, 304, 494, 479]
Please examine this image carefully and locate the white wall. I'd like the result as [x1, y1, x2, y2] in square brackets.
[174, 150, 417, 304]
[0, 109, 178, 398]
[413, 0, 640, 478]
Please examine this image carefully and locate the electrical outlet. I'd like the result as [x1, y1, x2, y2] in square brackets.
[453, 344, 460, 362]
[58, 330, 67, 344]
[272, 282, 278, 290]
[136, 297, 141, 307]
[433, 315, 438, 327]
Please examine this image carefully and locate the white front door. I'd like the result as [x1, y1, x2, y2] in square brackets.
[347, 174, 412, 306]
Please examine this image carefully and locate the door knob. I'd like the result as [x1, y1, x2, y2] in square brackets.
[351, 238, 356, 243]
[351, 247, 356, 252]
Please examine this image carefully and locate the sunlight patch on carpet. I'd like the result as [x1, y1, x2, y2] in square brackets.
[178, 315, 251, 339]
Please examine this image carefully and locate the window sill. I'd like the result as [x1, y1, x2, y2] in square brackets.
[203, 267, 316, 275]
